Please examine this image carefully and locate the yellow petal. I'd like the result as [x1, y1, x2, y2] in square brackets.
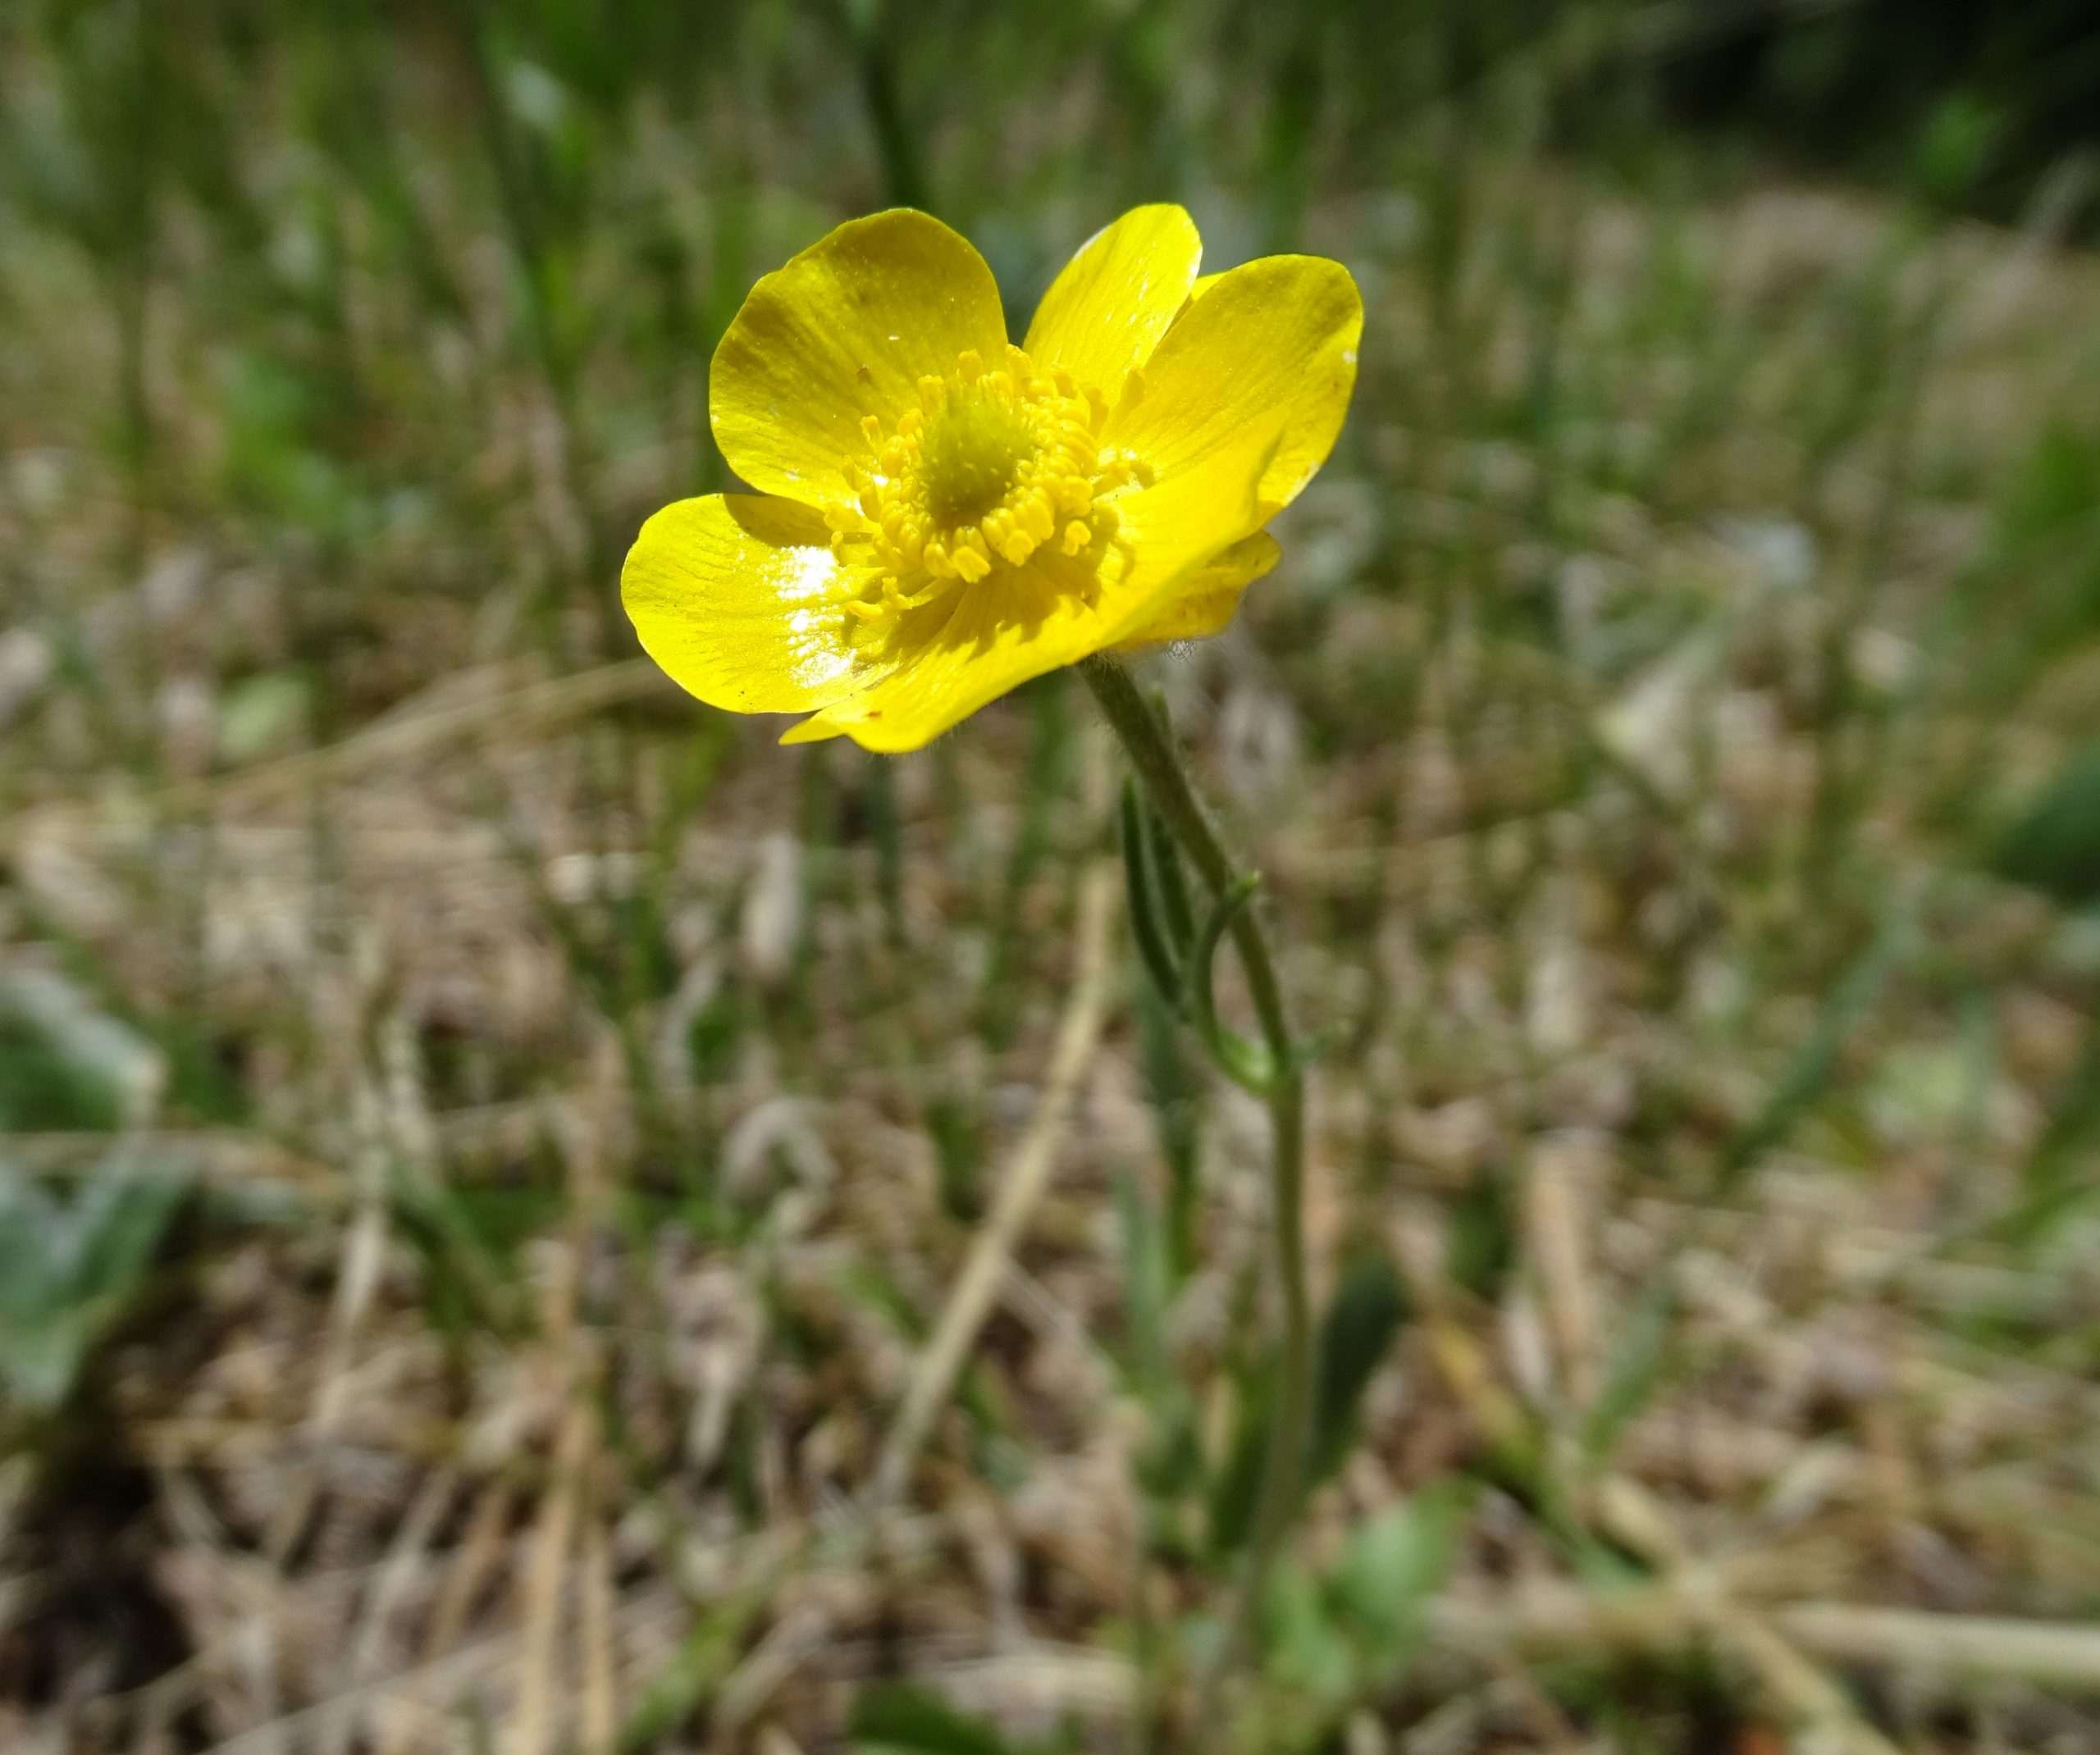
[1023, 204, 1203, 397]
[710, 210, 1008, 508]
[785, 552, 1116, 753]
[791, 444, 1275, 753]
[1114, 253, 1361, 517]
[787, 423, 1278, 751]
[1090, 435, 1273, 648]
[1115, 531, 1281, 648]
[622, 494, 882, 714]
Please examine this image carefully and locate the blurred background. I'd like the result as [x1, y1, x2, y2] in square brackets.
[5, 2, 2100, 1750]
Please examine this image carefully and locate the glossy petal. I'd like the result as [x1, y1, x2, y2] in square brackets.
[1115, 531, 1281, 648]
[1092, 431, 1274, 645]
[783, 552, 1107, 753]
[622, 494, 879, 714]
[1113, 253, 1361, 517]
[710, 210, 1008, 508]
[788, 436, 1274, 753]
[1024, 204, 1203, 396]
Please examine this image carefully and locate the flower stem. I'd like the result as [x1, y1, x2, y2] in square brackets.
[1079, 653, 1310, 1689]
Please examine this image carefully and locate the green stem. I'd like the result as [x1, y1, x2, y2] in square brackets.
[1080, 654, 1310, 1688]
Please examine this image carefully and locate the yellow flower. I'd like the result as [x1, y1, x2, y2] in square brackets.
[622, 205, 1360, 752]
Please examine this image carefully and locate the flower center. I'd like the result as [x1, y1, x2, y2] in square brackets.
[917, 382, 1036, 527]
[826, 344, 1151, 624]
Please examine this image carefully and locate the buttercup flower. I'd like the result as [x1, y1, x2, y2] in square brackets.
[623, 205, 1361, 752]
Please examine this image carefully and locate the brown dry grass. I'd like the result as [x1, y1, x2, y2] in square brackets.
[5, 112, 2100, 1755]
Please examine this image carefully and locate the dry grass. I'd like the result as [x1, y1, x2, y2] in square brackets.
[5, 31, 2100, 1750]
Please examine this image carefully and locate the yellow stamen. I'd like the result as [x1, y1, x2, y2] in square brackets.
[825, 341, 1148, 625]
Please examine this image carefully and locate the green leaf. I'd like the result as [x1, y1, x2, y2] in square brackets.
[1330, 1484, 1464, 1664]
[1447, 1165, 1518, 1301]
[1913, 90, 2001, 211]
[0, 1156, 187, 1412]
[1120, 778, 1184, 1010]
[616, 1579, 769, 1753]
[0, 969, 164, 1130]
[1263, 1561, 1354, 1703]
[1115, 1169, 1170, 1389]
[1719, 905, 1911, 1187]
[849, 1681, 1019, 1755]
[1207, 1372, 1271, 1557]
[1582, 1276, 1677, 1464]
[1134, 980, 1203, 1283]
[1309, 1254, 1410, 1484]
[0, 1013, 122, 1132]
[1147, 804, 1195, 958]
[1993, 737, 2100, 907]
[1995, 1014, 2100, 1242]
[927, 1091, 985, 1223]
[1186, 873, 1274, 1093]
[386, 1160, 527, 1338]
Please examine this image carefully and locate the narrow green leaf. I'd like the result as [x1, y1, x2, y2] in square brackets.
[1310, 1253, 1410, 1483]
[1262, 1561, 1354, 1701]
[1121, 778, 1184, 1010]
[0, 1156, 186, 1412]
[1144, 809, 1195, 959]
[1993, 736, 2100, 907]
[1208, 1370, 1272, 1557]
[1446, 1165, 1518, 1301]
[617, 1579, 769, 1753]
[1582, 1275, 1676, 1464]
[850, 1681, 1018, 1755]
[1115, 1169, 1169, 1388]
[1330, 1482, 1465, 1664]
[1139, 689, 1196, 952]
[1134, 980, 1203, 1283]
[1188, 873, 1274, 1093]
[1719, 905, 1911, 1187]
[1996, 1014, 2100, 1242]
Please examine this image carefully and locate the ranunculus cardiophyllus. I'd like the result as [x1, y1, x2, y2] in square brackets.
[623, 205, 1361, 752]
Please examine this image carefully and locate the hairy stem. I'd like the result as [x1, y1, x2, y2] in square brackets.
[1080, 653, 1310, 1688]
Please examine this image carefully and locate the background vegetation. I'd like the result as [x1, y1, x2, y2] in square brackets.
[5, 2, 2100, 1750]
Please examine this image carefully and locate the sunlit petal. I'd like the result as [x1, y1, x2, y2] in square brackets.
[1112, 253, 1361, 517]
[1114, 531, 1281, 648]
[783, 552, 1107, 752]
[1024, 204, 1203, 397]
[710, 210, 1009, 508]
[622, 494, 883, 713]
